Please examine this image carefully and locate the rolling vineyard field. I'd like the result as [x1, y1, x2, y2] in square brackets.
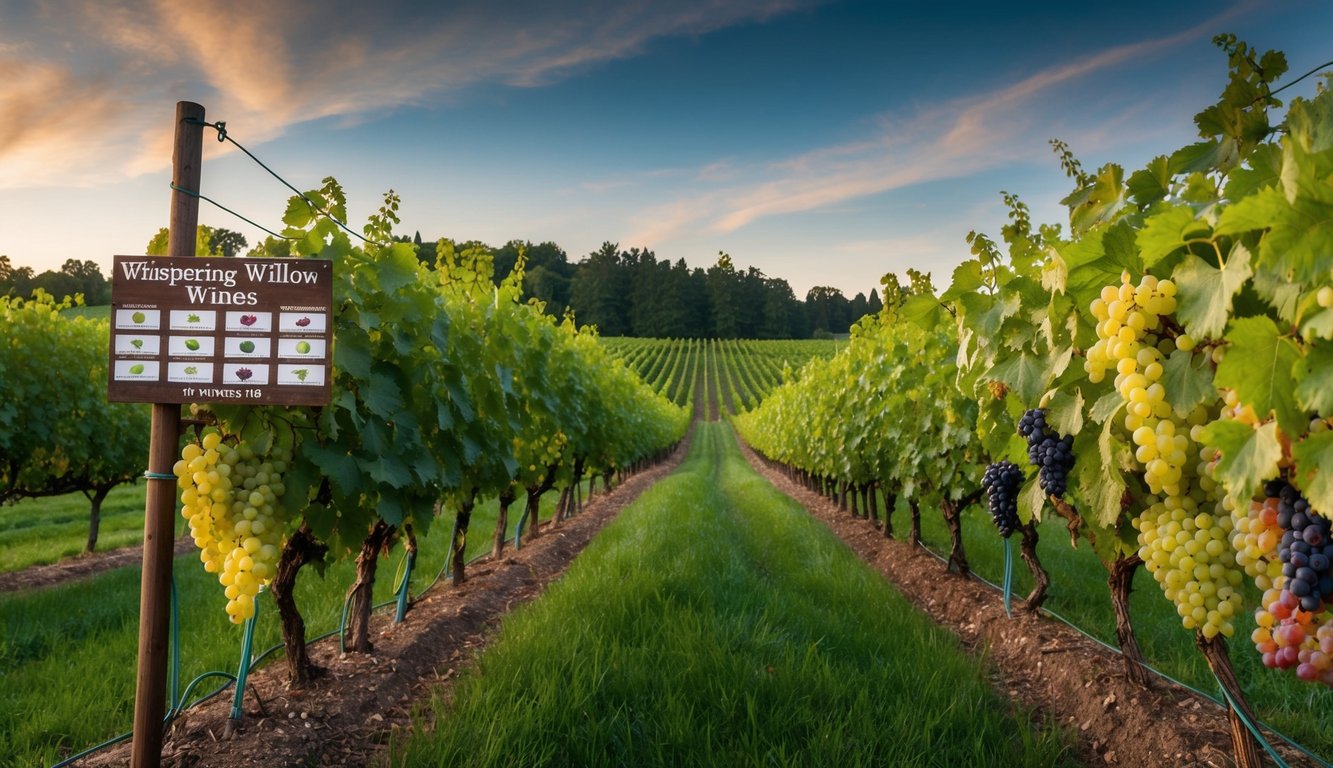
[4, 38, 1332, 768]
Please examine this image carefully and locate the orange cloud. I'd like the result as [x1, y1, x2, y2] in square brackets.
[2, 0, 818, 190]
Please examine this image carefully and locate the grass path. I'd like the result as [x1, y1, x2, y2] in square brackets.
[391, 423, 1077, 767]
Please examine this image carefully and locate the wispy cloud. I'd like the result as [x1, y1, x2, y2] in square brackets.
[621, 5, 1250, 247]
[0, 0, 819, 189]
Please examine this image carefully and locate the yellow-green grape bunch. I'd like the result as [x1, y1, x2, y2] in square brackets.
[1134, 486, 1244, 638]
[1092, 273, 1244, 638]
[1084, 273, 1192, 387]
[175, 430, 291, 623]
[1130, 409, 1243, 638]
[1231, 497, 1284, 591]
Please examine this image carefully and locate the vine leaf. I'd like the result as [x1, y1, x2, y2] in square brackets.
[958, 291, 1019, 339]
[1200, 420, 1282, 504]
[1294, 343, 1333, 416]
[1079, 416, 1128, 529]
[1018, 473, 1044, 524]
[365, 367, 406, 419]
[1173, 243, 1252, 340]
[1089, 390, 1123, 425]
[1126, 155, 1171, 207]
[1217, 185, 1333, 285]
[377, 244, 422, 293]
[1045, 388, 1085, 436]
[1215, 316, 1304, 438]
[1059, 222, 1136, 298]
[1302, 308, 1333, 342]
[1292, 431, 1333, 518]
[1138, 205, 1205, 269]
[365, 455, 412, 489]
[1064, 163, 1127, 235]
[1223, 143, 1281, 201]
[985, 351, 1045, 405]
[302, 441, 359, 499]
[1161, 349, 1215, 418]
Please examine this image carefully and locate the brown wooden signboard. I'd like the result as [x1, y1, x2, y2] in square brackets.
[108, 255, 333, 406]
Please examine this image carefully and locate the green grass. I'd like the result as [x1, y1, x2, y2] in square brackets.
[0, 490, 551, 768]
[60, 304, 110, 321]
[0, 485, 155, 573]
[391, 423, 1077, 767]
[898, 493, 1333, 761]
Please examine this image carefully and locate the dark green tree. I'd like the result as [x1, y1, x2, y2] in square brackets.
[805, 286, 851, 336]
[568, 242, 631, 335]
[209, 228, 249, 258]
[0, 255, 35, 297]
[707, 252, 740, 338]
[57, 259, 111, 304]
[849, 291, 869, 323]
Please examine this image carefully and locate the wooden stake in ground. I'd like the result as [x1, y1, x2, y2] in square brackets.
[130, 100, 202, 768]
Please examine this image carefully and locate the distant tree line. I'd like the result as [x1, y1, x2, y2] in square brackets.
[0, 227, 250, 305]
[407, 234, 882, 339]
[3, 226, 885, 338]
[0, 255, 112, 305]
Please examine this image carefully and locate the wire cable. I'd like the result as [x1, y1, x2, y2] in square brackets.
[182, 117, 382, 247]
[168, 183, 294, 242]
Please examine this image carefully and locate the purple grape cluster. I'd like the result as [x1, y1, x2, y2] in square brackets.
[982, 461, 1023, 537]
[1017, 409, 1075, 498]
[1273, 479, 1333, 614]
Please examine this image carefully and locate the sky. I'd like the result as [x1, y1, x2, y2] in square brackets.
[1, 0, 1330, 299]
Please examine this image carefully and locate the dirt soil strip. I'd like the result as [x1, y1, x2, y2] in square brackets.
[0, 535, 195, 593]
[738, 442, 1323, 768]
[80, 437, 689, 768]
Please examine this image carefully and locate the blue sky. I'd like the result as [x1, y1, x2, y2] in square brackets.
[1, 0, 1329, 298]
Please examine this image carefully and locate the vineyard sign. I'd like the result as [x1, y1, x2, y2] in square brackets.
[108, 255, 333, 405]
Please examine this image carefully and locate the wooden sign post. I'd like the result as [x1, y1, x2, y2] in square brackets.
[129, 100, 203, 768]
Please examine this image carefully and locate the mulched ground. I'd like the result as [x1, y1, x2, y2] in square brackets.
[0, 534, 194, 593]
[738, 442, 1321, 768]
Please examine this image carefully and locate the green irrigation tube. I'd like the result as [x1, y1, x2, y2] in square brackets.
[394, 549, 416, 623]
[514, 505, 529, 551]
[229, 593, 261, 724]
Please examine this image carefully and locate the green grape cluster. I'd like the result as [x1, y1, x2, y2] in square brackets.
[175, 430, 291, 623]
[1135, 491, 1243, 638]
[1084, 273, 1192, 389]
[1090, 274, 1242, 638]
